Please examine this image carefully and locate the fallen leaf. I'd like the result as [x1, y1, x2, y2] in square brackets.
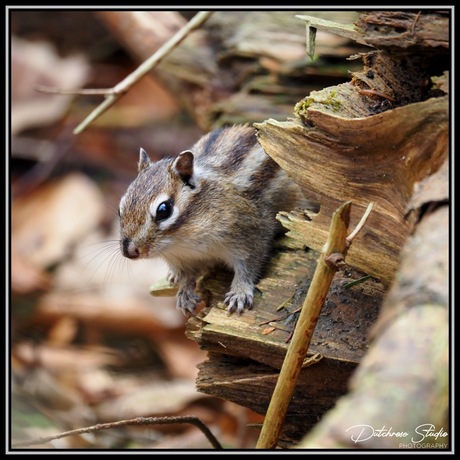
[96, 379, 209, 421]
[12, 173, 106, 269]
[10, 244, 51, 295]
[11, 36, 89, 135]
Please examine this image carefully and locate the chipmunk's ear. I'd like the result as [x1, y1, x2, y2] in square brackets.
[138, 148, 152, 173]
[172, 150, 195, 188]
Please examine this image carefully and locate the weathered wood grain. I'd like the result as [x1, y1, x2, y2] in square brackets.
[186, 245, 384, 443]
[255, 95, 448, 285]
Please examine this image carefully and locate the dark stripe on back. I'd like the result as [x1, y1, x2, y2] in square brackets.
[245, 155, 280, 200]
[200, 127, 226, 159]
[230, 127, 257, 164]
[220, 126, 258, 173]
[193, 126, 258, 173]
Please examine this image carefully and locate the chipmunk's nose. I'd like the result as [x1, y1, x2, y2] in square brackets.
[121, 237, 140, 259]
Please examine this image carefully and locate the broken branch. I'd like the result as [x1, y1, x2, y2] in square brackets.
[11, 415, 223, 450]
[73, 11, 213, 134]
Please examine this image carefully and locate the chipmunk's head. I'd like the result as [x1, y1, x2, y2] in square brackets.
[118, 147, 199, 260]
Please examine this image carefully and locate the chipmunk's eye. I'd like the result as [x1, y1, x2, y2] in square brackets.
[156, 200, 173, 222]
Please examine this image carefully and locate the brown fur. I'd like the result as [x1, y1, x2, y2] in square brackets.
[119, 125, 302, 315]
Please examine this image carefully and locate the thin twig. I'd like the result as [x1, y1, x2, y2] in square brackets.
[73, 11, 214, 134]
[296, 14, 363, 47]
[411, 11, 422, 35]
[256, 201, 351, 449]
[11, 415, 223, 450]
[346, 202, 374, 245]
[35, 86, 114, 96]
[256, 201, 373, 449]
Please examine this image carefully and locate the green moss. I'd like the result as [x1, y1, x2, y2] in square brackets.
[295, 88, 343, 119]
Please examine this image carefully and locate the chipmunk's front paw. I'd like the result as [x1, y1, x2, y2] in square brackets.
[167, 269, 182, 286]
[224, 291, 254, 315]
[176, 288, 201, 317]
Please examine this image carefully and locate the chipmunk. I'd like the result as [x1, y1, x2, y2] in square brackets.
[118, 125, 303, 316]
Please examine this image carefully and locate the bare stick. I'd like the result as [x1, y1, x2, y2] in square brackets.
[256, 201, 373, 449]
[11, 415, 223, 450]
[347, 202, 374, 245]
[73, 11, 214, 135]
[35, 86, 113, 95]
[296, 14, 363, 59]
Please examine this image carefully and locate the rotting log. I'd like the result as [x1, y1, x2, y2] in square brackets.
[296, 158, 449, 448]
[255, 94, 448, 285]
[185, 245, 384, 445]
[255, 10, 449, 286]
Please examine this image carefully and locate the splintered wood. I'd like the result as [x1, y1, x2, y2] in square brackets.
[258, 11, 449, 290]
[186, 248, 384, 444]
[256, 94, 448, 285]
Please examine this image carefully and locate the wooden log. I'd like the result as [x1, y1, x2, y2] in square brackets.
[263, 11, 448, 287]
[186, 244, 384, 444]
[296, 193, 449, 448]
[356, 10, 450, 49]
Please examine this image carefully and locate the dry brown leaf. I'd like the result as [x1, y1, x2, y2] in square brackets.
[11, 36, 90, 135]
[13, 342, 121, 373]
[96, 379, 209, 421]
[10, 243, 51, 295]
[12, 173, 106, 269]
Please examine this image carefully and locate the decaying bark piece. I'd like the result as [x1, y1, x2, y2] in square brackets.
[296, 179, 449, 448]
[356, 10, 450, 49]
[256, 95, 448, 285]
[256, 10, 449, 286]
